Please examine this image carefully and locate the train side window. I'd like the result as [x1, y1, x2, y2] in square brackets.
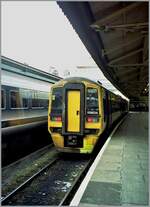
[86, 88, 99, 115]
[111, 100, 120, 113]
[1, 90, 6, 109]
[10, 89, 29, 109]
[38, 92, 49, 108]
[20, 89, 29, 108]
[51, 88, 62, 115]
[103, 98, 106, 122]
[32, 91, 40, 108]
[31, 91, 49, 108]
[10, 91, 21, 108]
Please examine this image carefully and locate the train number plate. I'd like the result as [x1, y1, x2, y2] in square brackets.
[67, 135, 78, 146]
[64, 135, 83, 147]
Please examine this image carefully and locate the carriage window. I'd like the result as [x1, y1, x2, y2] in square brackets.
[1, 90, 5, 109]
[20, 89, 29, 108]
[32, 91, 40, 107]
[32, 91, 49, 108]
[111, 100, 120, 113]
[86, 88, 99, 115]
[51, 88, 62, 115]
[38, 92, 49, 108]
[10, 91, 20, 108]
[10, 90, 28, 108]
[103, 98, 106, 122]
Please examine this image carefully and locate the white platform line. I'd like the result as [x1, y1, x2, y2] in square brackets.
[70, 115, 127, 206]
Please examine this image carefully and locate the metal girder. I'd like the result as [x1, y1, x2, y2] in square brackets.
[57, 2, 129, 98]
[109, 48, 143, 65]
[121, 80, 148, 84]
[102, 36, 144, 57]
[143, 36, 148, 62]
[122, 82, 147, 86]
[105, 22, 148, 29]
[116, 69, 138, 76]
[91, 3, 142, 27]
[77, 66, 98, 69]
[93, 22, 148, 33]
[109, 63, 147, 68]
[119, 72, 139, 81]
[115, 66, 147, 76]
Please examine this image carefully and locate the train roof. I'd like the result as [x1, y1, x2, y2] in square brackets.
[63, 77, 101, 86]
[55, 76, 127, 101]
[1, 56, 62, 84]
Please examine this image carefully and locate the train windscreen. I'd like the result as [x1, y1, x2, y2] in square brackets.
[86, 88, 99, 115]
[51, 88, 62, 115]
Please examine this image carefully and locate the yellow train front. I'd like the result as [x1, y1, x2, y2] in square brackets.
[48, 77, 128, 153]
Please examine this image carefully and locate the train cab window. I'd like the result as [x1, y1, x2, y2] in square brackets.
[10, 89, 28, 108]
[86, 88, 99, 115]
[51, 88, 62, 115]
[1, 90, 5, 109]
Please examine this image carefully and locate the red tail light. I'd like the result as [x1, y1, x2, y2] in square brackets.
[87, 117, 98, 123]
[87, 117, 93, 122]
[56, 116, 61, 121]
[51, 116, 62, 122]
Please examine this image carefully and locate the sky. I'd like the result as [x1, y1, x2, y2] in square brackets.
[2, 1, 128, 100]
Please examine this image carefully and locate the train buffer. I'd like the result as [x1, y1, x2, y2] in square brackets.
[71, 112, 148, 206]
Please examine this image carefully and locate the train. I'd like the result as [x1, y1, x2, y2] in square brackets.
[1, 56, 61, 165]
[1, 84, 49, 127]
[1, 56, 61, 127]
[48, 77, 128, 154]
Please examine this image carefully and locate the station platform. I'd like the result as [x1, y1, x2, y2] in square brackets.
[71, 112, 149, 206]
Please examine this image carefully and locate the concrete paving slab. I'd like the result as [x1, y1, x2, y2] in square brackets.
[79, 112, 148, 206]
[81, 181, 121, 205]
[91, 169, 121, 183]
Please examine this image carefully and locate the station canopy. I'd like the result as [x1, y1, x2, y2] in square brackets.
[58, 2, 148, 101]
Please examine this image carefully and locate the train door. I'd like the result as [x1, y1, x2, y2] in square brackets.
[67, 90, 80, 132]
[62, 83, 85, 136]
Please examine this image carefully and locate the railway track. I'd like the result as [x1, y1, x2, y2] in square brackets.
[2, 116, 126, 205]
[3, 144, 53, 171]
[2, 155, 91, 206]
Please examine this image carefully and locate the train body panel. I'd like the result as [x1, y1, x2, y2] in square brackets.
[48, 77, 128, 154]
[1, 56, 61, 126]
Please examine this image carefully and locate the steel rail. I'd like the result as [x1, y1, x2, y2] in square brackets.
[2, 144, 53, 171]
[58, 158, 93, 206]
[1, 157, 59, 205]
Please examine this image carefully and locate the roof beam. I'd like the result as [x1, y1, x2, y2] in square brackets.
[116, 68, 138, 76]
[77, 66, 98, 69]
[109, 63, 147, 68]
[102, 36, 144, 57]
[91, 3, 142, 27]
[143, 36, 148, 62]
[120, 81, 147, 85]
[93, 22, 148, 33]
[122, 84, 147, 88]
[104, 22, 148, 29]
[119, 72, 138, 81]
[109, 48, 143, 65]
